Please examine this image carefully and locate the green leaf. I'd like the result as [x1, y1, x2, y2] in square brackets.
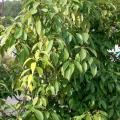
[99, 111, 108, 118]
[36, 67, 43, 76]
[23, 31, 27, 40]
[30, 8, 37, 14]
[28, 74, 33, 86]
[41, 8, 48, 12]
[85, 113, 92, 120]
[35, 50, 40, 61]
[82, 61, 87, 72]
[82, 33, 89, 43]
[50, 86, 55, 95]
[6, 36, 15, 47]
[51, 112, 60, 120]
[68, 32, 73, 42]
[44, 111, 50, 119]
[32, 43, 39, 52]
[20, 69, 30, 78]
[41, 97, 47, 107]
[87, 47, 97, 57]
[23, 58, 34, 67]
[35, 17, 41, 36]
[31, 62, 36, 74]
[88, 57, 93, 66]
[64, 67, 71, 80]
[46, 40, 53, 53]
[14, 28, 23, 39]
[69, 98, 75, 109]
[61, 61, 69, 76]
[54, 81, 60, 94]
[0, 83, 9, 91]
[64, 63, 75, 80]
[33, 97, 39, 106]
[91, 65, 97, 77]
[33, 2, 40, 9]
[23, 110, 31, 119]
[75, 61, 83, 73]
[18, 48, 29, 64]
[75, 53, 81, 61]
[60, 0, 67, 6]
[50, 52, 59, 66]
[80, 48, 87, 61]
[63, 48, 69, 61]
[100, 100, 107, 110]
[76, 33, 83, 45]
[22, 44, 29, 56]
[75, 115, 86, 120]
[34, 110, 44, 120]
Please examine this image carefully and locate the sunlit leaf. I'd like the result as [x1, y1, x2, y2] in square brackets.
[33, 97, 39, 106]
[36, 67, 43, 76]
[46, 40, 53, 53]
[63, 48, 69, 61]
[80, 48, 87, 61]
[91, 65, 97, 77]
[31, 62, 36, 74]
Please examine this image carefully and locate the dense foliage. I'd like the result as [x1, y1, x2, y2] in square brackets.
[0, 0, 120, 120]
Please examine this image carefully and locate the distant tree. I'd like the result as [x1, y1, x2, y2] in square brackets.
[4, 0, 21, 18]
[0, 0, 120, 120]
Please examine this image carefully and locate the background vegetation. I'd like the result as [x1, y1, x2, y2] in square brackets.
[0, 0, 120, 120]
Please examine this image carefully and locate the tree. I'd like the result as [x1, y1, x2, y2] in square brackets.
[0, 0, 120, 120]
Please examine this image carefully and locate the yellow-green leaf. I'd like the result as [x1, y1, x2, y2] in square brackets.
[82, 33, 89, 43]
[80, 48, 87, 61]
[82, 61, 87, 72]
[63, 48, 69, 61]
[35, 17, 41, 36]
[31, 62, 36, 74]
[23, 58, 34, 67]
[20, 69, 30, 78]
[36, 67, 43, 76]
[14, 28, 23, 39]
[28, 74, 33, 86]
[85, 113, 92, 120]
[46, 40, 53, 53]
[33, 97, 39, 106]
[91, 65, 97, 77]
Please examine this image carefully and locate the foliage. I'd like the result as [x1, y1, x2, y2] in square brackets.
[0, 0, 120, 120]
